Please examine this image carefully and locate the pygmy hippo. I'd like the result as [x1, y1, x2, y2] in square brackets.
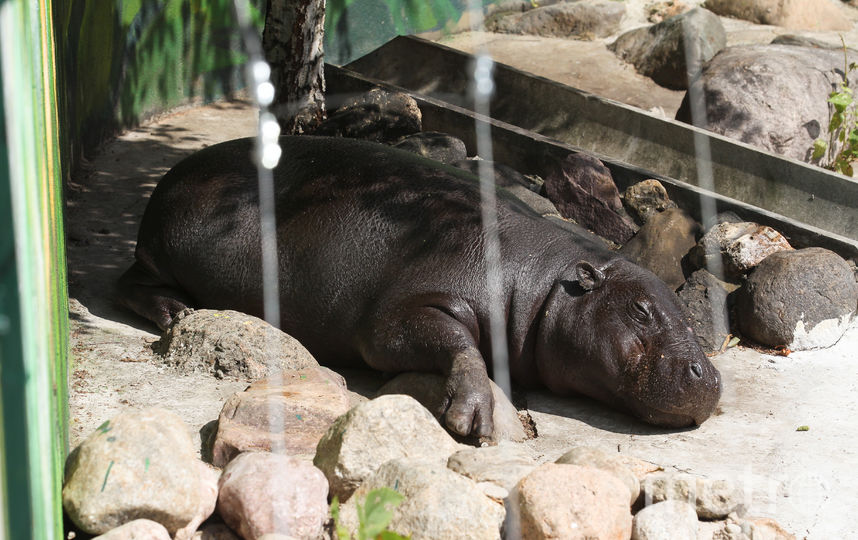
[119, 135, 722, 437]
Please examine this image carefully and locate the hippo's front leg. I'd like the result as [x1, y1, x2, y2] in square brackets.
[359, 302, 494, 437]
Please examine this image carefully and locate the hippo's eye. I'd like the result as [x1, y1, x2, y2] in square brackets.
[631, 300, 653, 323]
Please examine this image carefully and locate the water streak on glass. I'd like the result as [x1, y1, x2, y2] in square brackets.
[466, 2, 512, 400]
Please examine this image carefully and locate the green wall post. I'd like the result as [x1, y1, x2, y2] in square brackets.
[0, 0, 68, 538]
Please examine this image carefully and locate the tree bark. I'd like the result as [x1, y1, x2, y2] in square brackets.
[263, 0, 327, 134]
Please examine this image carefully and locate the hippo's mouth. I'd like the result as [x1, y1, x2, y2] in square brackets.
[623, 397, 714, 428]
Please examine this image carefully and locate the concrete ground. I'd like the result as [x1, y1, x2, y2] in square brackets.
[67, 6, 858, 536]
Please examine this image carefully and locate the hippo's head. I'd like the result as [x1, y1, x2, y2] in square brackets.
[537, 259, 721, 427]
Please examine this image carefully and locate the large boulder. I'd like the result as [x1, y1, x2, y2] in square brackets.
[489, 0, 626, 39]
[211, 367, 353, 466]
[216, 452, 329, 539]
[506, 463, 632, 539]
[63, 408, 218, 538]
[736, 247, 858, 349]
[632, 500, 698, 540]
[610, 8, 726, 90]
[154, 309, 318, 379]
[338, 458, 505, 539]
[446, 443, 538, 492]
[704, 0, 852, 31]
[313, 394, 461, 501]
[641, 472, 743, 519]
[676, 45, 858, 163]
[554, 447, 641, 506]
[543, 152, 638, 244]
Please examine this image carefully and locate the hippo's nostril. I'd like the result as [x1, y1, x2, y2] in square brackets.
[690, 362, 703, 378]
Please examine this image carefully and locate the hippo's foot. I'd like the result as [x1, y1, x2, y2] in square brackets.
[440, 351, 495, 437]
[117, 261, 193, 331]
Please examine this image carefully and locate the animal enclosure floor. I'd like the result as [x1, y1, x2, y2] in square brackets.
[67, 99, 858, 539]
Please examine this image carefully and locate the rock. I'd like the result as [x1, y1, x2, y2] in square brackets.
[506, 463, 632, 540]
[678, 269, 734, 353]
[446, 442, 538, 492]
[93, 520, 172, 540]
[313, 88, 422, 143]
[489, 0, 625, 39]
[543, 152, 638, 244]
[554, 446, 641, 506]
[646, 1, 691, 23]
[770, 34, 839, 49]
[676, 45, 857, 162]
[619, 207, 701, 291]
[338, 458, 505, 539]
[641, 472, 743, 519]
[154, 309, 318, 379]
[375, 372, 527, 443]
[616, 455, 664, 482]
[688, 221, 793, 279]
[211, 367, 352, 467]
[313, 394, 462, 501]
[704, 0, 851, 31]
[217, 452, 329, 540]
[632, 500, 698, 540]
[736, 247, 858, 349]
[63, 408, 218, 536]
[609, 8, 726, 90]
[623, 179, 677, 224]
[393, 131, 467, 164]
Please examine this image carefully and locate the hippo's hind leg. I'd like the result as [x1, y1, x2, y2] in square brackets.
[117, 261, 194, 331]
[360, 304, 495, 437]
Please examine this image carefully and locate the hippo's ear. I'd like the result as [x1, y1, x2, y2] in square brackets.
[575, 261, 605, 291]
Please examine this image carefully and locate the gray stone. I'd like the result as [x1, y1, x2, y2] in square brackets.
[393, 131, 467, 164]
[338, 458, 505, 539]
[506, 463, 632, 540]
[678, 269, 734, 353]
[489, 0, 625, 39]
[313, 394, 461, 501]
[624, 179, 678, 224]
[676, 45, 858, 163]
[211, 367, 352, 467]
[154, 309, 318, 379]
[736, 248, 858, 350]
[704, 0, 851, 31]
[610, 8, 726, 90]
[375, 372, 527, 443]
[63, 408, 218, 536]
[632, 500, 698, 540]
[619, 207, 701, 291]
[543, 152, 638, 244]
[217, 452, 329, 540]
[93, 520, 171, 540]
[313, 88, 422, 143]
[689, 221, 793, 279]
[446, 442, 538, 492]
[554, 446, 641, 506]
[641, 472, 743, 519]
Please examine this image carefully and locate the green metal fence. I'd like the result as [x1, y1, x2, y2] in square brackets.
[0, 0, 67, 538]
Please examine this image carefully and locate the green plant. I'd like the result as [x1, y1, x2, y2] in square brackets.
[813, 37, 858, 176]
[330, 487, 410, 540]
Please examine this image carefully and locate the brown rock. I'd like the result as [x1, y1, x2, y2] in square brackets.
[543, 153, 638, 244]
[555, 446, 641, 506]
[93, 520, 171, 540]
[217, 452, 329, 540]
[313, 88, 422, 143]
[704, 0, 851, 31]
[620, 208, 700, 290]
[212, 367, 352, 467]
[623, 179, 677, 224]
[507, 463, 632, 539]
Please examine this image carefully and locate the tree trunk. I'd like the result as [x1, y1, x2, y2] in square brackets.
[263, 0, 327, 134]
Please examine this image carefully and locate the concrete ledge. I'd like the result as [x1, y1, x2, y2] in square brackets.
[325, 63, 858, 261]
[344, 35, 858, 242]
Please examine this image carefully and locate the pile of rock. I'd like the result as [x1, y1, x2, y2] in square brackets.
[64, 396, 795, 539]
